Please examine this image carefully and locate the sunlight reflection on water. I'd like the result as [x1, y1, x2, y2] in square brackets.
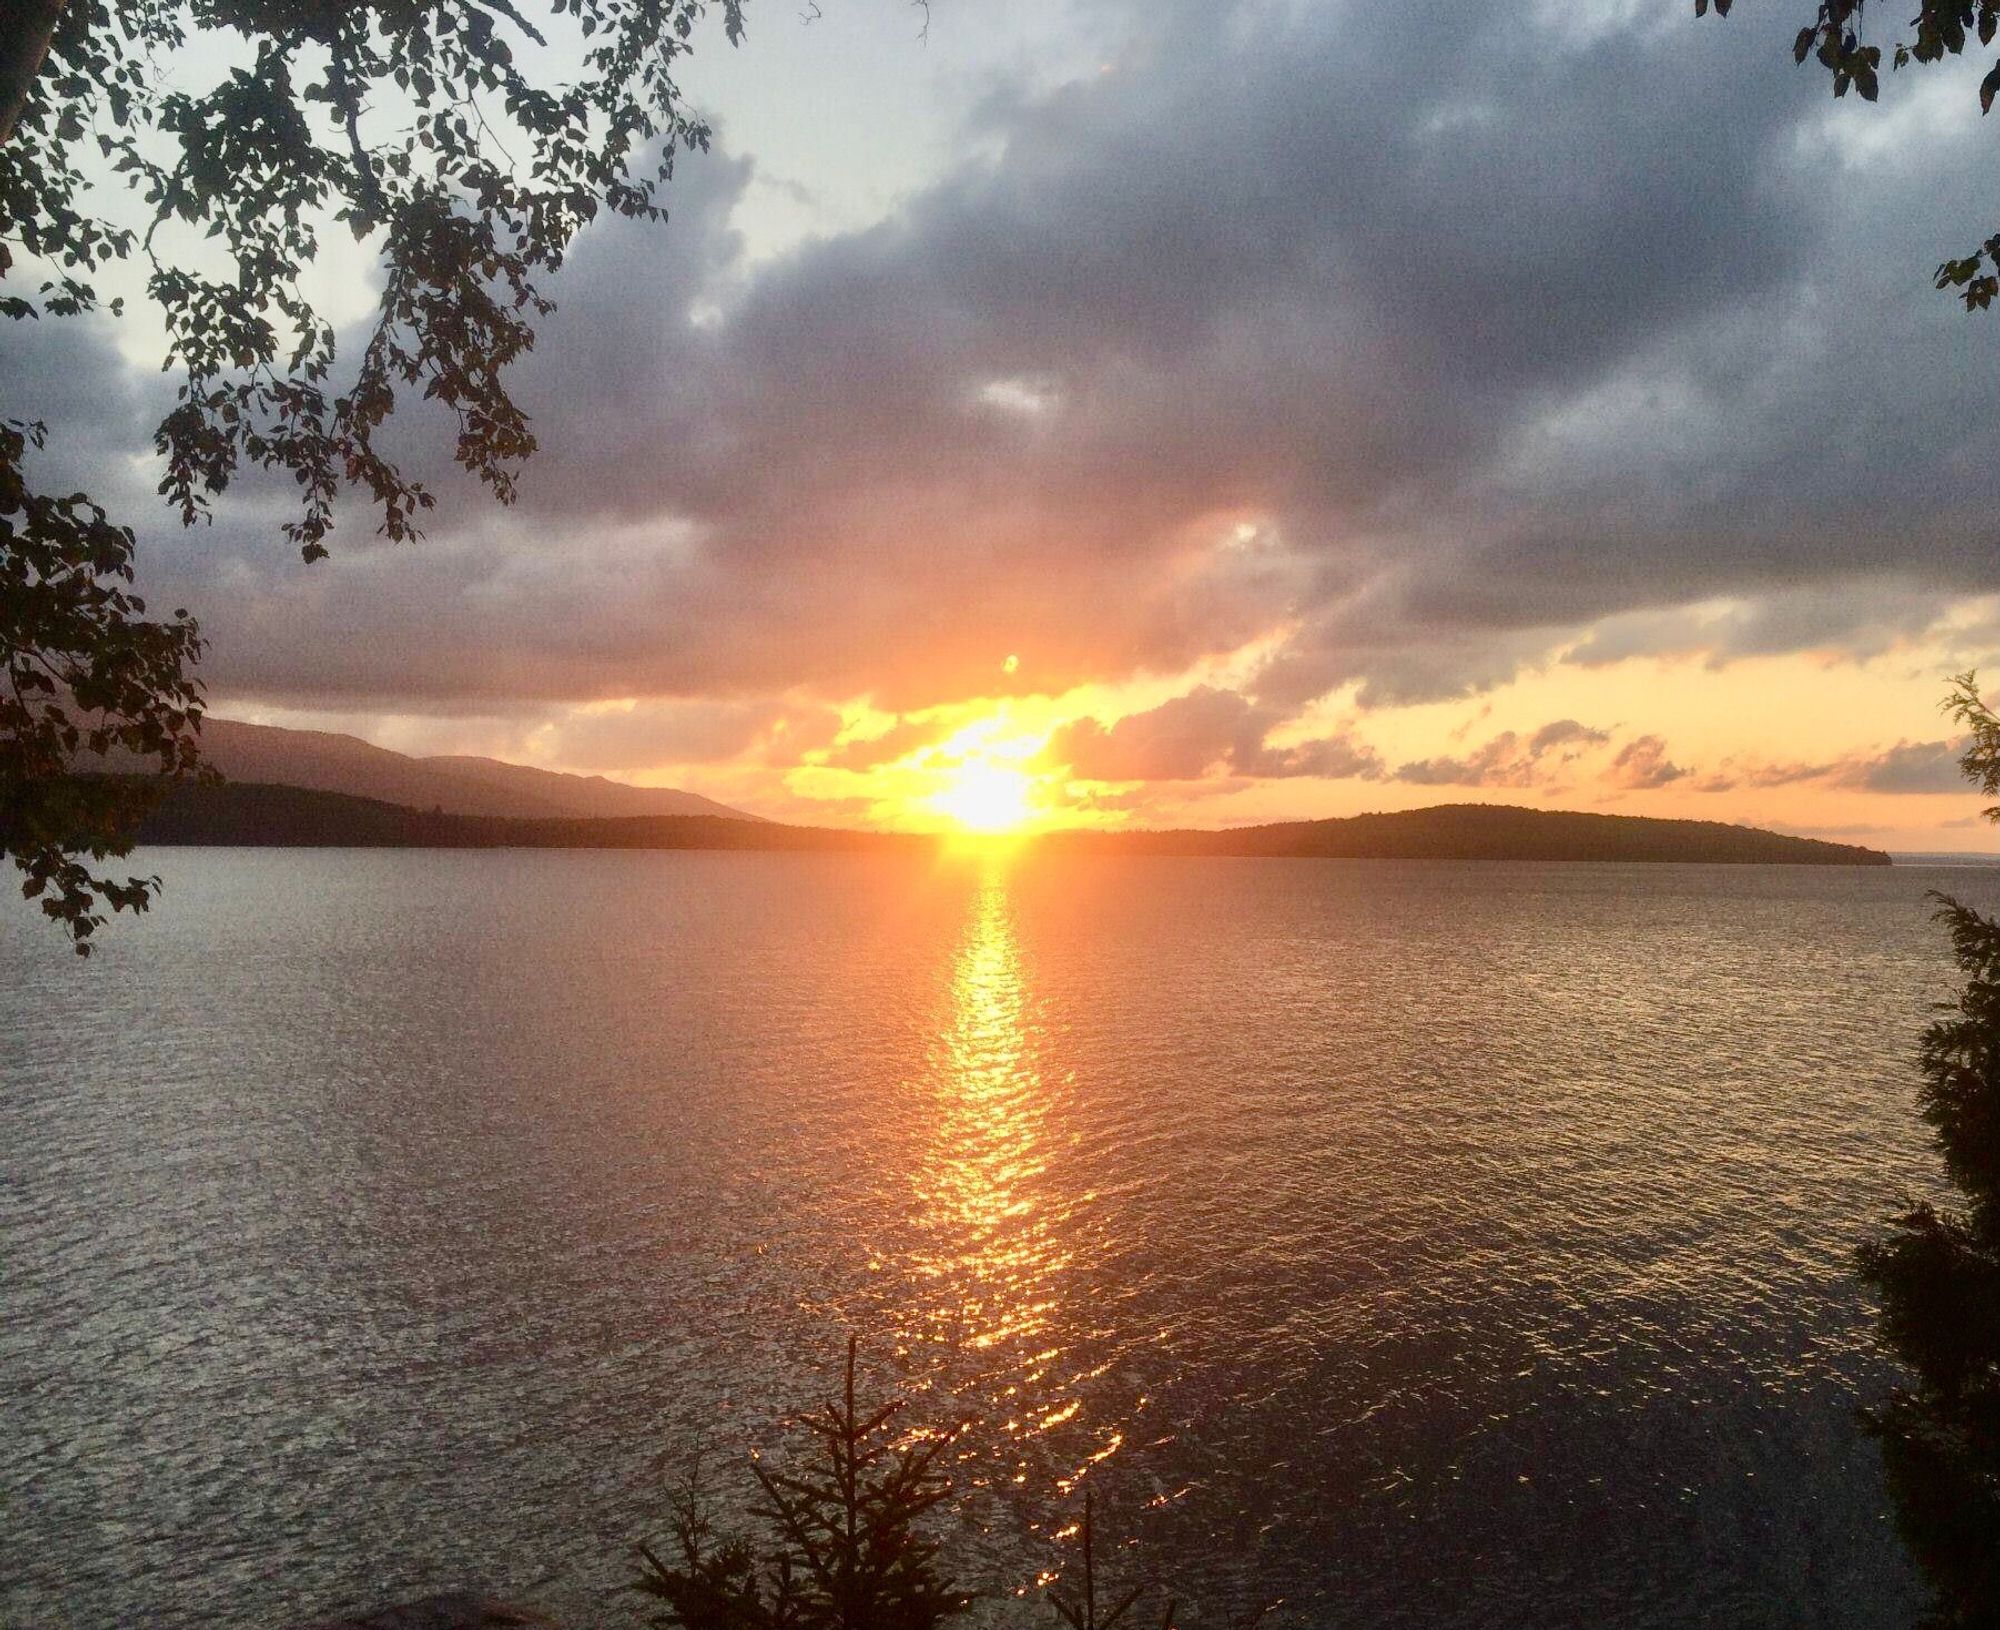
[896, 868, 1120, 1507]
[910, 868, 1066, 1368]
[5, 850, 1996, 1628]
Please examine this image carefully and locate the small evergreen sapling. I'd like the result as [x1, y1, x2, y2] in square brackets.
[634, 1338, 974, 1630]
[1046, 1491, 1178, 1630]
[635, 1341, 1281, 1629]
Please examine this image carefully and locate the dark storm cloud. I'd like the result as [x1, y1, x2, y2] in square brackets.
[1561, 583, 1962, 671]
[1691, 737, 1969, 796]
[546, 697, 843, 770]
[1605, 735, 1688, 791]
[1842, 738, 1968, 795]
[5, 317, 166, 507]
[1530, 719, 1612, 756]
[76, 0, 2000, 724]
[1393, 718, 1611, 788]
[1045, 686, 1382, 783]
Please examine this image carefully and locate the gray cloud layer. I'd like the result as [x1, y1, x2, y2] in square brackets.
[17, 0, 1997, 736]
[1045, 686, 1382, 783]
[1394, 718, 1613, 788]
[1848, 738, 1967, 794]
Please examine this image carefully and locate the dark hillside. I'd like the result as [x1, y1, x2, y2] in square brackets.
[1043, 803, 1890, 865]
[133, 784, 1889, 865]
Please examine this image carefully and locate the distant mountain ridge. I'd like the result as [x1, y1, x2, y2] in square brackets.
[136, 782, 1889, 865]
[165, 718, 759, 822]
[137, 784, 887, 851]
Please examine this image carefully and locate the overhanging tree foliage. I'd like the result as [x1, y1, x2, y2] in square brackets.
[0, 0, 742, 950]
[1697, 0, 2000, 310]
[1856, 673, 2000, 1629]
[1, 419, 204, 951]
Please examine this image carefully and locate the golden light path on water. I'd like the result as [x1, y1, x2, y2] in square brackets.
[0, 852, 1958, 1626]
[890, 858, 1126, 1525]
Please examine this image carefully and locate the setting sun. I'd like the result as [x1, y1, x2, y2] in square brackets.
[872, 714, 1062, 836]
[927, 759, 1038, 833]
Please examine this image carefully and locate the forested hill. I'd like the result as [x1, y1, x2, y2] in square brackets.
[102, 717, 759, 822]
[135, 783, 912, 852]
[135, 783, 1890, 864]
[1041, 803, 1889, 864]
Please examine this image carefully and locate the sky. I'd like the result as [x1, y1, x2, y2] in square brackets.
[21, 0, 2000, 846]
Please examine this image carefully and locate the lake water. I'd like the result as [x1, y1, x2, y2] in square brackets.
[3, 850, 1991, 1629]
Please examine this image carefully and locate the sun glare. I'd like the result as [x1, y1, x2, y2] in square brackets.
[928, 759, 1038, 834]
[830, 709, 1062, 836]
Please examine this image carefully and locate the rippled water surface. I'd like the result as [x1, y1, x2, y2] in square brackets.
[4, 850, 1993, 1628]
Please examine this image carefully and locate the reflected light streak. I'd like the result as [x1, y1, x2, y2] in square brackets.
[901, 862, 1122, 1500]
